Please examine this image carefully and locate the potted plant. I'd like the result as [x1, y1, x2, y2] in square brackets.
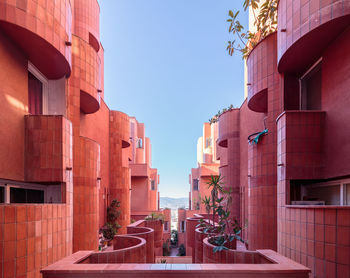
[99, 199, 121, 249]
[197, 175, 245, 262]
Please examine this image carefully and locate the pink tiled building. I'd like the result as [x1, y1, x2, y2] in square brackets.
[0, 0, 163, 277]
[0, 0, 349, 278]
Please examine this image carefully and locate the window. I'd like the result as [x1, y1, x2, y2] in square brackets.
[28, 62, 49, 115]
[10, 187, 44, 203]
[300, 61, 322, 110]
[0, 182, 62, 204]
[137, 138, 143, 148]
[290, 179, 350, 205]
[205, 138, 212, 148]
[151, 180, 156, 190]
[164, 221, 169, 231]
[28, 71, 43, 115]
[181, 221, 186, 232]
[0, 186, 4, 203]
[193, 179, 199, 191]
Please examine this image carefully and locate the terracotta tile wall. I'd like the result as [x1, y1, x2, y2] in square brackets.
[246, 32, 282, 251]
[0, 0, 72, 61]
[71, 35, 101, 108]
[277, 0, 350, 65]
[127, 226, 154, 263]
[277, 105, 350, 278]
[80, 101, 110, 229]
[73, 0, 100, 49]
[0, 30, 29, 182]
[238, 100, 265, 242]
[109, 110, 131, 233]
[72, 136, 99, 252]
[0, 118, 73, 278]
[25, 115, 73, 183]
[218, 109, 241, 221]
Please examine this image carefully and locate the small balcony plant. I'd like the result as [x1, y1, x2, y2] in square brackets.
[99, 199, 121, 249]
[145, 212, 165, 223]
[197, 175, 244, 253]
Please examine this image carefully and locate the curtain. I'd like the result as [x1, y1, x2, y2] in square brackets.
[28, 72, 43, 115]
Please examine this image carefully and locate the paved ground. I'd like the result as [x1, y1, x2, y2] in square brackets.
[169, 246, 179, 256]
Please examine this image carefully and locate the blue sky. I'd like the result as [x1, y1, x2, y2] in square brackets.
[99, 0, 248, 198]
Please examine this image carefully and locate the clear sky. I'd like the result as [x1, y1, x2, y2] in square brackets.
[99, 0, 248, 198]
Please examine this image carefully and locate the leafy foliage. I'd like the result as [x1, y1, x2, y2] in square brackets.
[197, 175, 245, 253]
[100, 199, 121, 241]
[226, 0, 278, 58]
[171, 229, 178, 246]
[163, 239, 171, 256]
[145, 212, 165, 224]
[208, 104, 235, 124]
[177, 244, 186, 256]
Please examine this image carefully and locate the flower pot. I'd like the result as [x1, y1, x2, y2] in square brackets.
[203, 236, 237, 263]
[194, 227, 219, 263]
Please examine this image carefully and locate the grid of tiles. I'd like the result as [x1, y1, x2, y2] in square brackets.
[277, 0, 350, 63]
[25, 115, 73, 183]
[0, 0, 72, 75]
[247, 33, 281, 251]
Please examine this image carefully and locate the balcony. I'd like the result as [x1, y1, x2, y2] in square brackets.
[130, 163, 150, 177]
[217, 109, 240, 148]
[278, 0, 350, 75]
[199, 163, 219, 177]
[41, 249, 310, 278]
[247, 32, 278, 113]
[24, 115, 72, 182]
[276, 111, 325, 180]
[74, 0, 101, 52]
[71, 35, 101, 114]
[0, 0, 72, 78]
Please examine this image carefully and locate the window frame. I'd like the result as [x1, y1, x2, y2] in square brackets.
[299, 58, 322, 111]
[28, 62, 49, 115]
[290, 178, 350, 206]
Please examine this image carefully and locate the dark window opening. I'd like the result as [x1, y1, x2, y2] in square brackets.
[10, 187, 44, 203]
[193, 179, 199, 191]
[137, 138, 143, 148]
[181, 221, 186, 232]
[28, 71, 43, 115]
[164, 221, 169, 231]
[290, 180, 341, 205]
[151, 180, 156, 190]
[300, 62, 322, 110]
[0, 187, 4, 203]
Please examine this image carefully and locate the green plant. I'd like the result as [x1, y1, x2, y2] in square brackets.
[177, 244, 186, 256]
[171, 229, 178, 246]
[201, 195, 211, 215]
[145, 212, 165, 224]
[208, 104, 235, 124]
[226, 0, 278, 58]
[163, 239, 171, 256]
[100, 199, 121, 241]
[197, 175, 244, 253]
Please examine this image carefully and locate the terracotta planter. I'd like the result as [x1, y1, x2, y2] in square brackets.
[194, 227, 215, 263]
[203, 237, 237, 264]
[144, 220, 163, 248]
[127, 226, 154, 263]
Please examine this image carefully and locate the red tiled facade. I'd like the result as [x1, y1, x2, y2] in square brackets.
[0, 0, 162, 277]
[1, 0, 349, 277]
[181, 2, 350, 277]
